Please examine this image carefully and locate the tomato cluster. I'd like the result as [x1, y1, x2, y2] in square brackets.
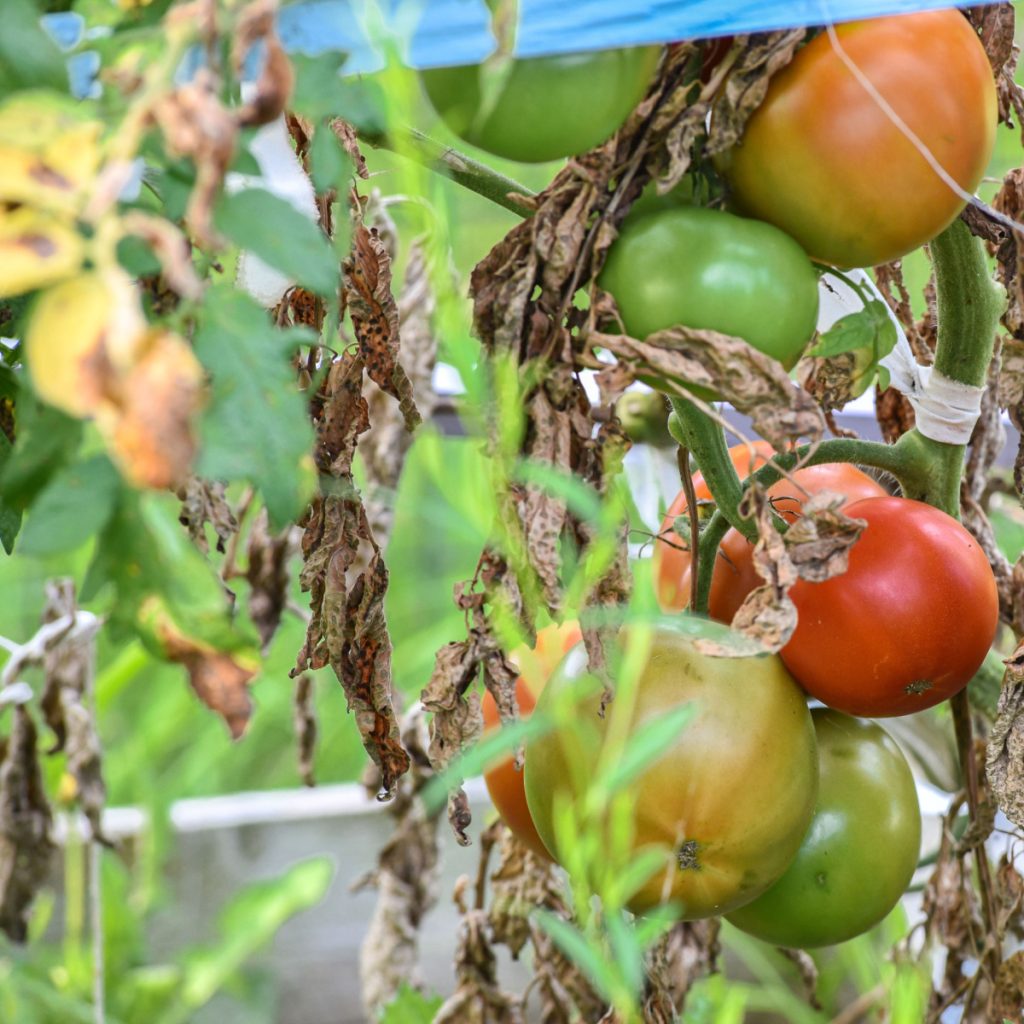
[459, 8, 1000, 951]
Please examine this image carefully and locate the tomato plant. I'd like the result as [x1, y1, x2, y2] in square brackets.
[717, 10, 997, 268]
[655, 443, 886, 620]
[420, 46, 661, 164]
[781, 496, 999, 717]
[726, 709, 921, 948]
[599, 207, 819, 378]
[523, 628, 818, 918]
[481, 621, 581, 860]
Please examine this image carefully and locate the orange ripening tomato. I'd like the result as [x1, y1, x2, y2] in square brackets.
[781, 497, 999, 717]
[480, 621, 582, 859]
[717, 10, 997, 268]
[655, 444, 887, 622]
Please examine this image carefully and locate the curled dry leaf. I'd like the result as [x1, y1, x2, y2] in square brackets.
[592, 327, 825, 451]
[329, 119, 369, 180]
[989, 950, 1024, 1022]
[292, 674, 317, 788]
[875, 382, 917, 444]
[967, 3, 1024, 134]
[798, 351, 862, 416]
[988, 640, 1024, 827]
[177, 476, 238, 555]
[343, 223, 421, 432]
[245, 507, 293, 652]
[705, 30, 807, 156]
[642, 920, 721, 1023]
[964, 341, 1006, 502]
[783, 491, 866, 584]
[150, 69, 238, 247]
[118, 211, 203, 301]
[873, 262, 937, 365]
[144, 599, 259, 739]
[39, 580, 108, 845]
[0, 706, 55, 943]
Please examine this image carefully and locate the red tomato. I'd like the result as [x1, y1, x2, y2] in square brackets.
[781, 497, 999, 717]
[655, 445, 886, 621]
[718, 10, 997, 268]
[480, 621, 581, 859]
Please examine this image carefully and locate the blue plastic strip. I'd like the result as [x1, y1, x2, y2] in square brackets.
[47, 0, 988, 98]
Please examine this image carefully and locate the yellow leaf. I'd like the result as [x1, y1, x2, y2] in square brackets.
[0, 206, 84, 298]
[0, 93, 102, 214]
[25, 270, 144, 417]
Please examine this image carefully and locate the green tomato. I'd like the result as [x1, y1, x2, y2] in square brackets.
[420, 46, 661, 164]
[599, 206, 820, 371]
[726, 709, 921, 948]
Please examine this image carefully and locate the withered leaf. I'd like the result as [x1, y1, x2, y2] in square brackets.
[643, 920, 721, 1022]
[0, 706, 55, 942]
[875, 382, 916, 444]
[592, 326, 825, 450]
[706, 30, 806, 156]
[177, 476, 238, 555]
[421, 639, 485, 845]
[293, 674, 317, 787]
[783, 491, 865, 584]
[968, 3, 1024, 134]
[344, 224, 420, 432]
[990, 950, 1024, 1022]
[233, 0, 294, 128]
[988, 641, 1024, 827]
[245, 507, 293, 653]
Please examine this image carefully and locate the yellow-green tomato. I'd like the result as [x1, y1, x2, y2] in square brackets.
[523, 627, 819, 918]
[726, 709, 921, 948]
[420, 46, 661, 164]
[599, 206, 819, 371]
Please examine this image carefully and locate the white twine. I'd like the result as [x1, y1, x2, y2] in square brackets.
[817, 268, 985, 446]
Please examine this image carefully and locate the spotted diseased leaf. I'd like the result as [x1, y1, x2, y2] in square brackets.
[990, 951, 1024, 1022]
[988, 642, 1024, 828]
[296, 348, 409, 797]
[344, 223, 420, 432]
[643, 920, 721, 1022]
[0, 705, 54, 942]
[705, 30, 807, 156]
[0, 206, 83, 299]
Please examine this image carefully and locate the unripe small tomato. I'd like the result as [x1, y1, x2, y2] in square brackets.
[420, 46, 661, 164]
[480, 621, 581, 859]
[727, 709, 921, 948]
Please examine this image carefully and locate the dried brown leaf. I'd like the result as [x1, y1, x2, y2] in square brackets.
[293, 673, 317, 787]
[875, 382, 917, 443]
[329, 118, 369, 179]
[783, 491, 866, 584]
[233, 0, 293, 127]
[706, 30, 806, 156]
[989, 950, 1024, 1021]
[245, 507, 293, 652]
[968, 3, 1024, 135]
[177, 476, 238, 555]
[344, 224, 420, 432]
[0, 706, 55, 942]
[988, 641, 1024, 827]
[643, 920, 720, 1022]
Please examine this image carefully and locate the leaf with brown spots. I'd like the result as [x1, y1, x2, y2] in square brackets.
[245, 507, 293, 653]
[0, 706, 55, 942]
[177, 476, 238, 555]
[0, 206, 83, 298]
[344, 223, 421, 432]
[783, 491, 866, 584]
[968, 3, 1024, 135]
[988, 641, 1024, 827]
[293, 674, 317, 788]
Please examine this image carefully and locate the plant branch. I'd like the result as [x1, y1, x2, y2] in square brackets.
[675, 447, 700, 612]
[694, 511, 730, 616]
[361, 126, 536, 217]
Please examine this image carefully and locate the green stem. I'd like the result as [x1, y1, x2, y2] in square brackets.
[667, 397, 755, 541]
[694, 510, 730, 615]
[360, 126, 537, 216]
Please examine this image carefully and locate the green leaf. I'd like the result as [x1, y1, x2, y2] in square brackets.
[0, 433, 21, 554]
[380, 985, 444, 1024]
[179, 858, 333, 1010]
[810, 300, 897, 361]
[0, 396, 82, 511]
[290, 54, 388, 136]
[18, 453, 120, 556]
[605, 909, 644, 997]
[309, 127, 353, 196]
[193, 286, 316, 529]
[213, 188, 338, 297]
[595, 702, 695, 798]
[0, 0, 69, 93]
